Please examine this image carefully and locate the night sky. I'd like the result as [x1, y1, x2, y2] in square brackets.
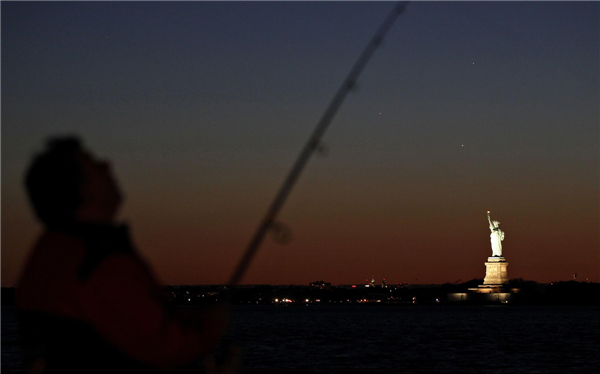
[2, 1, 598, 286]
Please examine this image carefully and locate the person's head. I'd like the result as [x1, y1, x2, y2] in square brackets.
[25, 137, 122, 229]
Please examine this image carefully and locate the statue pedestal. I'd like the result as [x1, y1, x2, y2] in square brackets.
[448, 254, 519, 303]
[481, 257, 508, 286]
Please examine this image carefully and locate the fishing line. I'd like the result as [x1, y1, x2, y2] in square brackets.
[228, 2, 409, 286]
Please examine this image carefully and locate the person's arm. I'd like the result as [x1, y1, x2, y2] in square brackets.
[79, 254, 228, 371]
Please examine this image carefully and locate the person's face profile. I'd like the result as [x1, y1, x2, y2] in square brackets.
[78, 151, 122, 222]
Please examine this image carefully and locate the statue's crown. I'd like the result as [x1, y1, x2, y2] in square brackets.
[492, 220, 500, 226]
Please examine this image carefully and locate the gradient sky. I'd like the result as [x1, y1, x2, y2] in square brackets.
[2, 1, 599, 286]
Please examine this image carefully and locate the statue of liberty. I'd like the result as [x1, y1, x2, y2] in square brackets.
[487, 211, 505, 257]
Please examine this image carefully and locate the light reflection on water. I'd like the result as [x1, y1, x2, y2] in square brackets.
[3, 305, 599, 373]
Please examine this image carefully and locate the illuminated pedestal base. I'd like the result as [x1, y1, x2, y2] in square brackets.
[447, 256, 518, 303]
[481, 256, 508, 286]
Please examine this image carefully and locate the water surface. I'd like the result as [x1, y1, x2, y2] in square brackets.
[3, 305, 599, 373]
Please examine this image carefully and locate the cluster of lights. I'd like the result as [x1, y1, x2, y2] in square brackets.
[357, 298, 381, 303]
[271, 298, 322, 304]
[273, 298, 294, 303]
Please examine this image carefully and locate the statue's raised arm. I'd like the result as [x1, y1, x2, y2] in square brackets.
[487, 211, 494, 230]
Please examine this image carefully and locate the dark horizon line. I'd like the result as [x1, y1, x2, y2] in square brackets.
[4, 279, 598, 290]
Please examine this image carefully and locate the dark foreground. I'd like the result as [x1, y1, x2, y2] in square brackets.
[3, 303, 600, 373]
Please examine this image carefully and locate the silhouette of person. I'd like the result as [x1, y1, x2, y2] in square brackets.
[16, 137, 230, 373]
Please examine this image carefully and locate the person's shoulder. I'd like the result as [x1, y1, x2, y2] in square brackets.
[39, 230, 87, 252]
[88, 252, 158, 286]
[23, 230, 88, 269]
[96, 252, 143, 270]
[16, 231, 88, 313]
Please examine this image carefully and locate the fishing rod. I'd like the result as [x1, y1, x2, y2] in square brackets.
[228, 2, 409, 286]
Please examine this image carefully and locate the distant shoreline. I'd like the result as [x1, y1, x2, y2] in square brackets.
[4, 280, 600, 306]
